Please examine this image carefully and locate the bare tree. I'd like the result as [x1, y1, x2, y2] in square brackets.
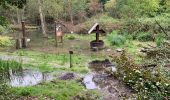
[38, 0, 47, 37]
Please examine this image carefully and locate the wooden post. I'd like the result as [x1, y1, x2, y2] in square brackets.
[96, 25, 99, 42]
[16, 39, 22, 49]
[21, 21, 27, 48]
[21, 21, 26, 37]
[69, 51, 73, 68]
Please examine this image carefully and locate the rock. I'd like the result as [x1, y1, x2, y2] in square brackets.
[59, 73, 75, 80]
[111, 67, 117, 72]
[106, 49, 111, 52]
[116, 49, 123, 52]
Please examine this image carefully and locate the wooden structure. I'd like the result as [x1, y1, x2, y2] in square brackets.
[21, 21, 27, 48]
[16, 21, 28, 49]
[69, 51, 73, 68]
[88, 23, 105, 50]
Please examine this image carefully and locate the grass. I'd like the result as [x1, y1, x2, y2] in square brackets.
[10, 79, 85, 100]
[0, 59, 22, 71]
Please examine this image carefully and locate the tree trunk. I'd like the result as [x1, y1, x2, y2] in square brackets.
[68, 0, 74, 25]
[38, 0, 47, 37]
[16, 8, 21, 24]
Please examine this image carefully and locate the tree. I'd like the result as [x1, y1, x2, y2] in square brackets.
[0, 0, 26, 8]
[89, 0, 103, 15]
[38, 0, 47, 37]
[0, 0, 26, 26]
[105, 0, 160, 18]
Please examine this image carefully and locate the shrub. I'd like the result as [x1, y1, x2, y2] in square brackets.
[155, 34, 165, 47]
[0, 60, 22, 99]
[0, 36, 13, 47]
[107, 31, 126, 46]
[0, 25, 8, 35]
[136, 32, 154, 42]
[110, 51, 170, 99]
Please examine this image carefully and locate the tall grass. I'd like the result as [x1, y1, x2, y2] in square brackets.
[0, 59, 22, 71]
[0, 59, 22, 99]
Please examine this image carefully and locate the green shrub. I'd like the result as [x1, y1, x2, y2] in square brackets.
[107, 31, 126, 46]
[155, 34, 165, 47]
[0, 60, 22, 99]
[0, 16, 8, 26]
[0, 25, 8, 35]
[111, 51, 170, 99]
[136, 32, 154, 42]
[0, 36, 13, 47]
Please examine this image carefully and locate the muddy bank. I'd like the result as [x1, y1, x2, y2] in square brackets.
[83, 59, 134, 100]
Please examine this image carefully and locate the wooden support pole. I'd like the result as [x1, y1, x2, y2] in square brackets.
[21, 21, 27, 48]
[96, 25, 99, 42]
[21, 21, 26, 37]
[69, 51, 73, 68]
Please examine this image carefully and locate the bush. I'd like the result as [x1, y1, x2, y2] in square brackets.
[0, 25, 8, 35]
[110, 51, 170, 99]
[0, 36, 13, 47]
[136, 32, 154, 42]
[155, 34, 165, 47]
[107, 31, 126, 46]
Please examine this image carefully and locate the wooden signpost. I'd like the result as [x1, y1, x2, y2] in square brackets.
[88, 23, 105, 51]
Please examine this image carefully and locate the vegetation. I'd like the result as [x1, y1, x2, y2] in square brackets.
[0, 0, 170, 99]
[110, 51, 170, 99]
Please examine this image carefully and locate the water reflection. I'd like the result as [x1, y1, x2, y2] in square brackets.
[0, 68, 53, 87]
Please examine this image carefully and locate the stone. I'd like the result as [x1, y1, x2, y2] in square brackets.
[116, 49, 123, 52]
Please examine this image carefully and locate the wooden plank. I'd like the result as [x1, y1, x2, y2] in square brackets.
[91, 29, 106, 33]
[88, 23, 99, 34]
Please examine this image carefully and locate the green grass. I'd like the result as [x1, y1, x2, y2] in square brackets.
[0, 59, 22, 71]
[10, 80, 84, 100]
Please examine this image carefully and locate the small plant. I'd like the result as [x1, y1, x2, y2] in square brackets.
[107, 31, 126, 46]
[136, 32, 154, 42]
[155, 34, 165, 47]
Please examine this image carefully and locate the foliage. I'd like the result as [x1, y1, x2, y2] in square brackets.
[74, 14, 119, 33]
[0, 0, 26, 8]
[0, 36, 13, 47]
[110, 51, 170, 99]
[136, 32, 154, 42]
[107, 31, 126, 46]
[155, 34, 165, 47]
[120, 15, 170, 37]
[0, 59, 22, 99]
[105, 0, 161, 18]
[0, 25, 8, 35]
[0, 16, 8, 26]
